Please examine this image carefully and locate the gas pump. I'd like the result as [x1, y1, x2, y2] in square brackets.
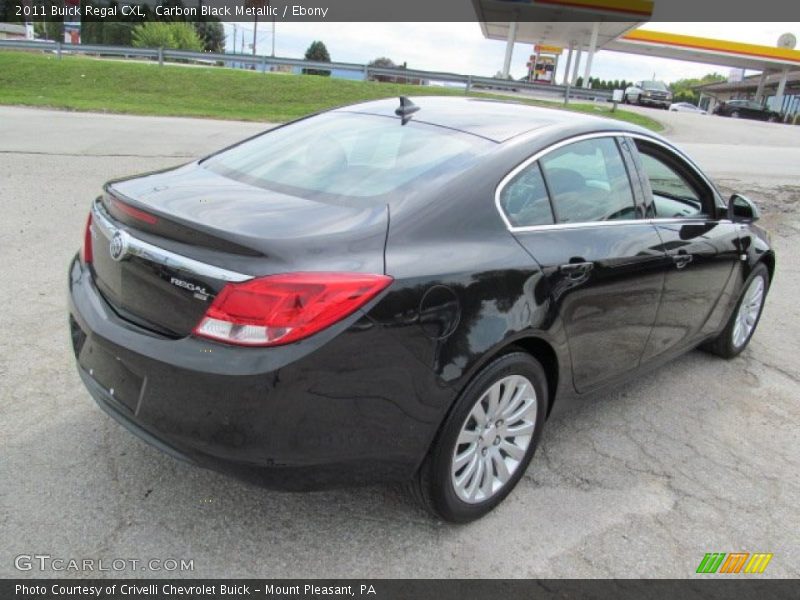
[527, 44, 562, 84]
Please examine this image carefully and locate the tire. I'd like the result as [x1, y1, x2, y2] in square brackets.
[624, 94, 631, 105]
[409, 352, 548, 523]
[768, 115, 779, 123]
[702, 263, 769, 359]
[731, 110, 740, 118]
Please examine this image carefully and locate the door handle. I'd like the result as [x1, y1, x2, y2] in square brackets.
[559, 261, 594, 276]
[673, 254, 693, 269]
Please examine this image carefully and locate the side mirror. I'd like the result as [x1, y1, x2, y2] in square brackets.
[728, 194, 760, 223]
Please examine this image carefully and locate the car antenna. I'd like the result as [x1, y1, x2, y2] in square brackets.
[395, 96, 420, 125]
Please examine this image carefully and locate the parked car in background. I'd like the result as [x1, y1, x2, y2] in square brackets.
[669, 102, 707, 114]
[68, 97, 774, 523]
[712, 99, 782, 122]
[623, 81, 672, 109]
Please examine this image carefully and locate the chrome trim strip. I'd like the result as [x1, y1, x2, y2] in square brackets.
[495, 130, 724, 234]
[648, 218, 733, 225]
[91, 201, 253, 283]
[506, 217, 735, 234]
[507, 220, 640, 233]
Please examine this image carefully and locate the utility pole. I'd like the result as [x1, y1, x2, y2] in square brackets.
[246, 0, 267, 56]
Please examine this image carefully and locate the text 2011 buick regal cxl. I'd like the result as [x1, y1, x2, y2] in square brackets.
[68, 97, 774, 522]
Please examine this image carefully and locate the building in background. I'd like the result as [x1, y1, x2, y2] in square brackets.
[0, 23, 28, 40]
[695, 70, 800, 117]
[63, 0, 81, 44]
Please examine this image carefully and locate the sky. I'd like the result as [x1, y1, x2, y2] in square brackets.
[223, 22, 799, 83]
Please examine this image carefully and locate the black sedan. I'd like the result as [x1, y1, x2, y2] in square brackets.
[69, 97, 774, 522]
[713, 99, 782, 122]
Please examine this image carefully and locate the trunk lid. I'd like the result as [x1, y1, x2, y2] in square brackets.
[90, 163, 388, 337]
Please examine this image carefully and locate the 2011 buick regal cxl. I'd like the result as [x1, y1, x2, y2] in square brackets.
[68, 97, 774, 522]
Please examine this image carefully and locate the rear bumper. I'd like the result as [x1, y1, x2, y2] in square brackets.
[68, 256, 441, 490]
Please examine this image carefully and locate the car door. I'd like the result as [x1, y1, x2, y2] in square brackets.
[628, 137, 741, 361]
[748, 101, 769, 120]
[498, 134, 668, 393]
[726, 100, 744, 117]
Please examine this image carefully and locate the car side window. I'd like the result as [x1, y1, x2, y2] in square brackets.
[539, 138, 637, 223]
[498, 161, 554, 228]
[634, 141, 712, 219]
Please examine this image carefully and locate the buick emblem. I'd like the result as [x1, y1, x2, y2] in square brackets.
[109, 231, 128, 262]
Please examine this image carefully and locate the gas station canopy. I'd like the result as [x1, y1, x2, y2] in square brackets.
[479, 21, 643, 51]
[475, 0, 652, 50]
[606, 30, 800, 71]
[475, 0, 800, 107]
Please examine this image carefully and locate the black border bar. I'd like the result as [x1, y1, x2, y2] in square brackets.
[2, 0, 800, 22]
[3, 579, 799, 600]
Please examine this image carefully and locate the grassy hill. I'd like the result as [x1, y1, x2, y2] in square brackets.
[0, 50, 663, 130]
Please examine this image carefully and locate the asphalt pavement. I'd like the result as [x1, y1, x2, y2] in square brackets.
[1, 105, 798, 578]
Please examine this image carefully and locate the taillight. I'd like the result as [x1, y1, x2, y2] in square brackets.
[81, 213, 93, 264]
[193, 272, 393, 347]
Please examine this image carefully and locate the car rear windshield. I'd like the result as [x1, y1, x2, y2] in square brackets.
[202, 112, 492, 201]
[642, 81, 668, 91]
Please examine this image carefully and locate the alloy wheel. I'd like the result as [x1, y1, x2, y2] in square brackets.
[732, 275, 765, 349]
[450, 375, 537, 504]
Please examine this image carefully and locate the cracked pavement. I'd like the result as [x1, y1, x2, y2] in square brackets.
[1, 106, 798, 578]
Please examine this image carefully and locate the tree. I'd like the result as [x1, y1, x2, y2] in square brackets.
[170, 22, 204, 51]
[669, 72, 726, 105]
[303, 40, 331, 76]
[103, 22, 133, 46]
[34, 21, 63, 41]
[81, 1, 140, 46]
[367, 57, 418, 83]
[194, 21, 225, 53]
[132, 22, 203, 51]
[368, 57, 395, 68]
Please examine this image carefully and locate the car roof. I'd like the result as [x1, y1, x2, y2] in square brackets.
[335, 96, 636, 143]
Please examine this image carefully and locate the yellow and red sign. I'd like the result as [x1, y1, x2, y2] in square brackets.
[534, 44, 564, 55]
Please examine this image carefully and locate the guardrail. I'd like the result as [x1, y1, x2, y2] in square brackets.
[0, 39, 612, 102]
